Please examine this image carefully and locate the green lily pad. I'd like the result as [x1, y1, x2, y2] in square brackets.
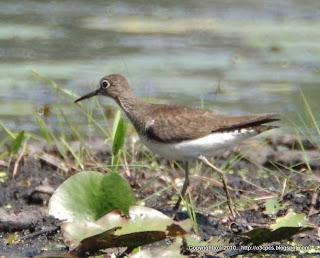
[48, 171, 135, 222]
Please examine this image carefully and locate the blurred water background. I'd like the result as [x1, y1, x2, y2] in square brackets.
[0, 0, 319, 137]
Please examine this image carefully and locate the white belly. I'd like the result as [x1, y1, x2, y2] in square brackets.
[140, 129, 258, 161]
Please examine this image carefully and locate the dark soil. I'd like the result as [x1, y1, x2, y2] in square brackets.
[0, 134, 319, 257]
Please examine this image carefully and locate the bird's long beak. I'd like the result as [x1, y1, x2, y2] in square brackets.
[74, 88, 100, 103]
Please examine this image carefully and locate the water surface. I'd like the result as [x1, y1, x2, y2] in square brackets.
[0, 1, 319, 137]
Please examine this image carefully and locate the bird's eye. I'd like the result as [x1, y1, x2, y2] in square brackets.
[102, 80, 110, 88]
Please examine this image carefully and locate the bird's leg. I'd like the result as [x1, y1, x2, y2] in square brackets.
[171, 161, 190, 217]
[199, 156, 236, 218]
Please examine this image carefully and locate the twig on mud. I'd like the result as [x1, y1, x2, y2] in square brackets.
[17, 226, 59, 242]
[39, 153, 76, 173]
[254, 195, 278, 201]
[13, 138, 29, 179]
[193, 175, 223, 188]
[279, 178, 287, 200]
[308, 190, 319, 217]
[0, 160, 8, 167]
[241, 177, 273, 194]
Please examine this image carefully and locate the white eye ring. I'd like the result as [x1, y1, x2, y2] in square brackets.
[101, 80, 110, 88]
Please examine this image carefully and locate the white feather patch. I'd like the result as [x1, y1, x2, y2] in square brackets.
[140, 129, 258, 161]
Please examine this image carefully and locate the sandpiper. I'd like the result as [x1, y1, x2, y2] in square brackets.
[75, 74, 279, 217]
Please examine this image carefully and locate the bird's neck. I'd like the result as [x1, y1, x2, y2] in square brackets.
[115, 93, 148, 133]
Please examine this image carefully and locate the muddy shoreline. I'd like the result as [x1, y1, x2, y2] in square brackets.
[0, 134, 319, 257]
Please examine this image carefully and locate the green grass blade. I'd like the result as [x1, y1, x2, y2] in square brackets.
[60, 137, 84, 170]
[0, 135, 11, 149]
[0, 121, 15, 139]
[9, 131, 25, 154]
[95, 98, 110, 132]
[295, 131, 311, 171]
[31, 69, 75, 98]
[34, 115, 53, 149]
[112, 110, 121, 140]
[75, 105, 109, 137]
[112, 117, 127, 156]
[55, 108, 66, 141]
[60, 109, 83, 141]
[300, 90, 320, 136]
[25, 132, 46, 142]
[186, 192, 199, 235]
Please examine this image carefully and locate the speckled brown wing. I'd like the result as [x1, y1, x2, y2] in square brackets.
[144, 105, 279, 143]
